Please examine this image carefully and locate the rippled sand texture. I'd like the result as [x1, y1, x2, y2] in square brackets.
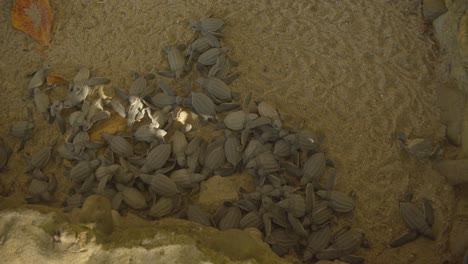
[0, 1, 456, 263]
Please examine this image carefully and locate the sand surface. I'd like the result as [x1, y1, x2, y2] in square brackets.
[0, 0, 457, 263]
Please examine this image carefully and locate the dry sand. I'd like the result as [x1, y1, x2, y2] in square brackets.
[0, 0, 457, 263]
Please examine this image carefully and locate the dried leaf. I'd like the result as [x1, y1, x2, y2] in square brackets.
[11, 0, 53, 46]
[47, 72, 67, 86]
[89, 114, 128, 142]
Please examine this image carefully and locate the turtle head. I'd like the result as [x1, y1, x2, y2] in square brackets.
[191, 22, 202, 31]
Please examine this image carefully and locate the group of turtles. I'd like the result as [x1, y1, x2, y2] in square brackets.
[0, 17, 436, 263]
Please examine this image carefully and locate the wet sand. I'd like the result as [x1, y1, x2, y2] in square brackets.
[0, 1, 456, 263]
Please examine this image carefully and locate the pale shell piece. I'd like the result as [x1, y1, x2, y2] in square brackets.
[133, 124, 167, 143]
[218, 207, 242, 230]
[122, 187, 147, 209]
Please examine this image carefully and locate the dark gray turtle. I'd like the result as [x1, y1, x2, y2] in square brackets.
[101, 133, 133, 158]
[25, 63, 50, 100]
[196, 76, 234, 103]
[397, 132, 437, 159]
[0, 137, 12, 171]
[198, 47, 230, 66]
[185, 35, 221, 57]
[49, 100, 66, 135]
[23, 138, 56, 173]
[33, 87, 50, 122]
[390, 198, 435, 247]
[10, 106, 35, 151]
[191, 17, 225, 33]
[315, 227, 366, 263]
[26, 173, 57, 203]
[190, 92, 216, 121]
[159, 44, 187, 79]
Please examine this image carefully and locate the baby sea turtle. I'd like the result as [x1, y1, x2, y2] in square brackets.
[10, 106, 35, 151]
[390, 198, 435, 247]
[0, 137, 12, 171]
[25, 63, 50, 100]
[159, 44, 187, 79]
[191, 17, 225, 37]
[397, 132, 438, 159]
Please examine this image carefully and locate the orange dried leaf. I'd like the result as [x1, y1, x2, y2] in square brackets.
[33, 45, 48, 57]
[47, 72, 67, 86]
[11, 0, 53, 47]
[89, 114, 128, 142]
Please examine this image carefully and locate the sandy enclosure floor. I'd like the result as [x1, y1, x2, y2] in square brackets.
[0, 0, 457, 263]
